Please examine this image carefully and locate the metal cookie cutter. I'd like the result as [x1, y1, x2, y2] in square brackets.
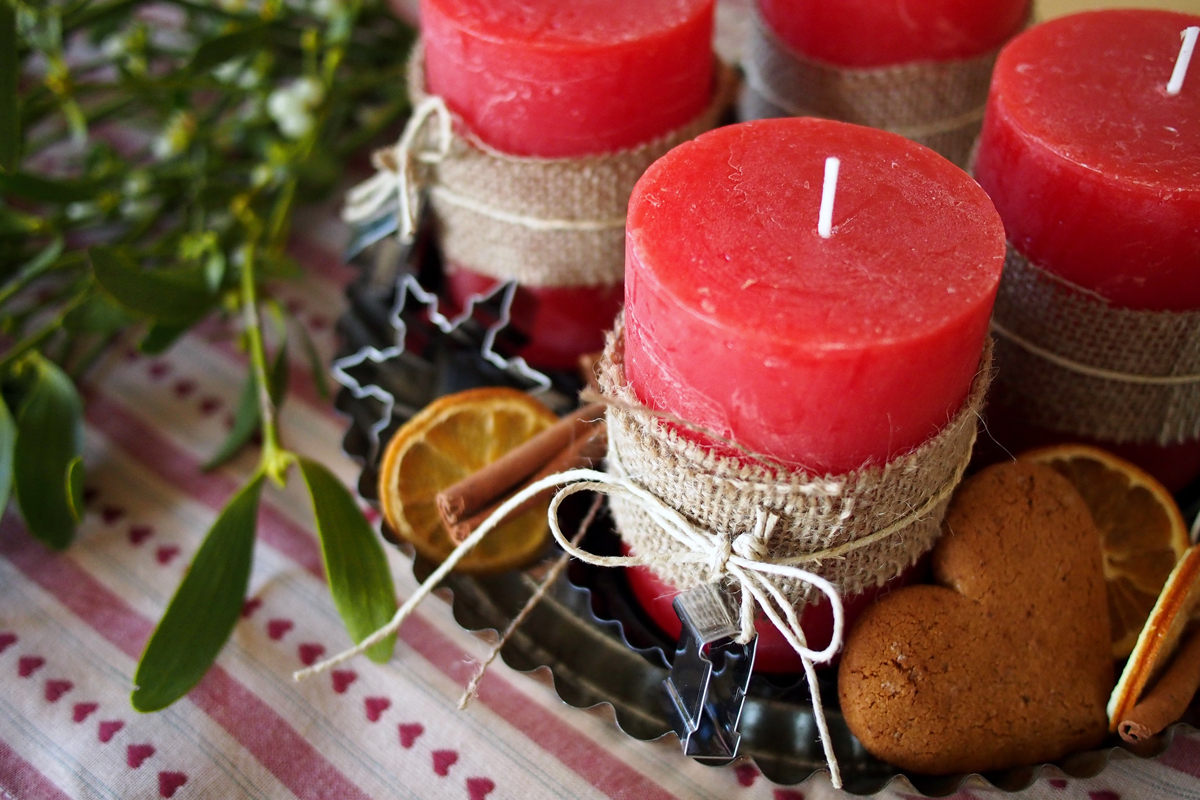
[663, 583, 757, 762]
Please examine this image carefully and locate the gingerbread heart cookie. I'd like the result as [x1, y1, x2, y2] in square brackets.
[838, 462, 1114, 775]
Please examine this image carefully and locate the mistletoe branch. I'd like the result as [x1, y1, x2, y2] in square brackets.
[2, 0, 413, 710]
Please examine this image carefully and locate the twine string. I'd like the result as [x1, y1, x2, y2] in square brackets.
[990, 320, 1200, 386]
[342, 95, 453, 238]
[457, 493, 604, 710]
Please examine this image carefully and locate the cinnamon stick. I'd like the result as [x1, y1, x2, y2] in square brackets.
[436, 403, 605, 528]
[1119, 627, 1200, 743]
[449, 425, 608, 543]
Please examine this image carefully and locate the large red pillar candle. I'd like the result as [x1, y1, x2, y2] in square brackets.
[622, 118, 1005, 668]
[421, 0, 716, 370]
[973, 10, 1200, 489]
[757, 0, 1029, 67]
[626, 119, 1004, 473]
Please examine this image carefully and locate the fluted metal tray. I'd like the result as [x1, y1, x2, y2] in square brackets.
[332, 220, 1200, 796]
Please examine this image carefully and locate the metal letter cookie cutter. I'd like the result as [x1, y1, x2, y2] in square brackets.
[664, 583, 757, 762]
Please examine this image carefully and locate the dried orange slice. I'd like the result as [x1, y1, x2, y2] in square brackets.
[1021, 444, 1189, 658]
[1107, 545, 1200, 730]
[378, 387, 557, 574]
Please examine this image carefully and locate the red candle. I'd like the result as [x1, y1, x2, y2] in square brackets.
[756, 0, 1029, 68]
[421, 0, 717, 370]
[445, 272, 624, 370]
[421, 0, 715, 158]
[626, 118, 1004, 474]
[973, 10, 1200, 489]
[975, 10, 1200, 312]
[623, 118, 1004, 666]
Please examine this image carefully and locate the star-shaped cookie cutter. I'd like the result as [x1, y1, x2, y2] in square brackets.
[332, 272, 553, 462]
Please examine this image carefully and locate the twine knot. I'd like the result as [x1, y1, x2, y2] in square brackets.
[341, 95, 453, 239]
[710, 510, 776, 582]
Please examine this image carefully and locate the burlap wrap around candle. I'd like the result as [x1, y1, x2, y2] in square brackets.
[598, 319, 993, 608]
[739, 12, 999, 169]
[403, 42, 738, 289]
[992, 246, 1200, 447]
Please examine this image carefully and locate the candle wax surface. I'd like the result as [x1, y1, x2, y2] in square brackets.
[757, 0, 1029, 68]
[421, 0, 715, 157]
[974, 10, 1200, 311]
[625, 118, 1005, 474]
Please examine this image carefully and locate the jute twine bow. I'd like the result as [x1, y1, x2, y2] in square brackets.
[342, 94, 453, 241]
[294, 467, 848, 787]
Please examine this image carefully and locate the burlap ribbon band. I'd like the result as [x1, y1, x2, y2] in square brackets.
[992, 246, 1200, 446]
[404, 42, 738, 288]
[598, 318, 993, 610]
[740, 11, 1001, 168]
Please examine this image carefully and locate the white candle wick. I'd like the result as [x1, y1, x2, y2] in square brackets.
[818, 156, 840, 239]
[1167, 26, 1199, 96]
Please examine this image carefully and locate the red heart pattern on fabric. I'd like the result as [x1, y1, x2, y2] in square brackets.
[129, 525, 154, 545]
[101, 505, 125, 525]
[241, 598, 263, 618]
[431, 750, 458, 777]
[147, 362, 170, 380]
[155, 545, 180, 565]
[18, 656, 45, 677]
[172, 379, 196, 398]
[98, 720, 125, 743]
[298, 643, 325, 666]
[364, 697, 391, 722]
[735, 763, 758, 787]
[0, 632, 17, 653]
[331, 670, 356, 694]
[44, 679, 73, 702]
[267, 619, 294, 641]
[158, 771, 188, 798]
[467, 777, 495, 800]
[773, 791, 805, 800]
[73, 702, 99, 723]
[127, 743, 156, 768]
[398, 723, 423, 749]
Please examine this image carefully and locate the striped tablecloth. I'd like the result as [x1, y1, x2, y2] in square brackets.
[3, 199, 1200, 800]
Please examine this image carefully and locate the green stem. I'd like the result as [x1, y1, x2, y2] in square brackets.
[0, 289, 90, 375]
[0, 251, 85, 309]
[239, 244, 287, 485]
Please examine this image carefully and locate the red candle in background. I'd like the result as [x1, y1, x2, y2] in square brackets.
[421, 0, 715, 157]
[421, 0, 716, 370]
[623, 118, 1005, 669]
[756, 0, 1029, 67]
[973, 10, 1200, 490]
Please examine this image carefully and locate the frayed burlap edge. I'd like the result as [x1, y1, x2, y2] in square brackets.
[597, 315, 992, 608]
[406, 41, 739, 288]
[992, 246, 1200, 446]
[739, 10, 1001, 168]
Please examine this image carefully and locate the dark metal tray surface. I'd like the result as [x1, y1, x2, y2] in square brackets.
[332, 220, 1200, 796]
